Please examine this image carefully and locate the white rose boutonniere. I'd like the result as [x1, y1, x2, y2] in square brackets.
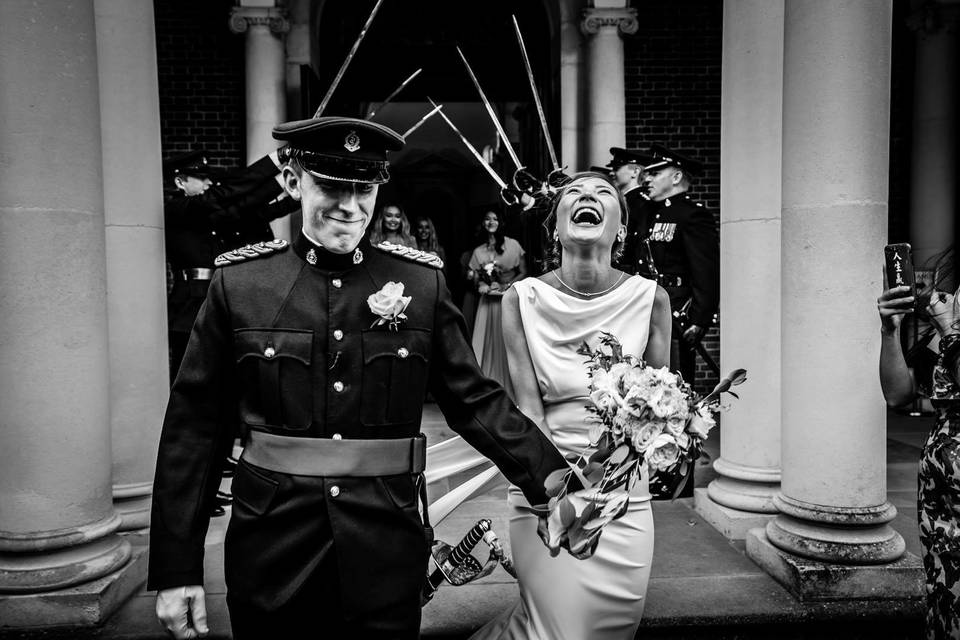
[367, 281, 412, 331]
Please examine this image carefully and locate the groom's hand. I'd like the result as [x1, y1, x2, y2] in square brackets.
[156, 585, 209, 638]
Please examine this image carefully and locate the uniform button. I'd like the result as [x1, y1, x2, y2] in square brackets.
[332, 433, 342, 440]
[332, 278, 342, 288]
[333, 381, 344, 392]
[329, 485, 340, 497]
[333, 329, 344, 341]
[263, 346, 276, 358]
[397, 347, 409, 358]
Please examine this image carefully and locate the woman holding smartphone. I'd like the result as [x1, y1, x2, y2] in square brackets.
[878, 249, 959, 640]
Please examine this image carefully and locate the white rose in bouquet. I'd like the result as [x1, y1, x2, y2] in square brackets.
[648, 385, 687, 419]
[630, 421, 662, 453]
[688, 405, 716, 439]
[646, 433, 681, 471]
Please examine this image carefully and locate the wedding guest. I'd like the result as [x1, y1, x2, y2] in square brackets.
[468, 209, 526, 397]
[878, 248, 960, 640]
[414, 215, 446, 264]
[369, 203, 417, 248]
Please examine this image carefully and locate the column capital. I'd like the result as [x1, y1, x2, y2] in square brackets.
[228, 6, 290, 35]
[907, 0, 960, 36]
[580, 6, 639, 37]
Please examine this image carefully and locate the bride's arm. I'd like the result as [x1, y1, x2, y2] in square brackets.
[502, 287, 547, 429]
[644, 285, 672, 369]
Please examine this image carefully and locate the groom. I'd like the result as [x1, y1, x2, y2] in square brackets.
[148, 115, 574, 639]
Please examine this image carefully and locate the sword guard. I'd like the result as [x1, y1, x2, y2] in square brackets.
[546, 168, 573, 190]
[513, 167, 542, 194]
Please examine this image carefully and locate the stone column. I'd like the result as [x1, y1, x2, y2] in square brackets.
[580, 3, 637, 166]
[229, 4, 291, 240]
[559, 0, 585, 171]
[95, 0, 168, 534]
[908, 0, 960, 266]
[0, 0, 144, 626]
[693, 0, 784, 540]
[746, 0, 922, 601]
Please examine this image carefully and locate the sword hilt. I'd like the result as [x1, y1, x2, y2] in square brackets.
[445, 519, 490, 568]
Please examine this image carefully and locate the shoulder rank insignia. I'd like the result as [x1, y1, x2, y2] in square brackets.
[375, 242, 444, 269]
[215, 239, 289, 267]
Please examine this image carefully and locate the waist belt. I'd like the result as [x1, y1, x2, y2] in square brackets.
[176, 268, 213, 282]
[656, 274, 685, 288]
[242, 430, 426, 477]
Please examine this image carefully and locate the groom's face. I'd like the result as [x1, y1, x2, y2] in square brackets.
[555, 176, 625, 252]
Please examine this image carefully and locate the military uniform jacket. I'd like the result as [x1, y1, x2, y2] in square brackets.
[619, 186, 655, 275]
[148, 233, 570, 614]
[640, 194, 719, 328]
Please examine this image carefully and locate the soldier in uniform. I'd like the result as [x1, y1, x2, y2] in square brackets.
[163, 149, 297, 381]
[149, 117, 576, 639]
[605, 147, 654, 275]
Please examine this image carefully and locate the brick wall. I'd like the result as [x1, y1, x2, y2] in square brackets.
[625, 0, 723, 392]
[154, 0, 245, 170]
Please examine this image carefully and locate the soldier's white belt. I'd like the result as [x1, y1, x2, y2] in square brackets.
[242, 430, 426, 476]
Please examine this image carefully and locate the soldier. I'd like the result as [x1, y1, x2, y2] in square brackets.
[605, 147, 655, 275]
[149, 117, 576, 639]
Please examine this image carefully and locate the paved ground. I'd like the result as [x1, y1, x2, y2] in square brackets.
[0, 405, 929, 639]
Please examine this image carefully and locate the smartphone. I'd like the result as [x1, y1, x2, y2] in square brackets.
[884, 242, 917, 305]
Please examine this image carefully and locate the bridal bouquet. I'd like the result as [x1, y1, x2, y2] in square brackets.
[540, 333, 746, 559]
[477, 260, 501, 286]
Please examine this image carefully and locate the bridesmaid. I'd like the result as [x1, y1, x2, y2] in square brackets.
[369, 203, 417, 248]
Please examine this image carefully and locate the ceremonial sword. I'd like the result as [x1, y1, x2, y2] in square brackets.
[366, 67, 423, 120]
[314, 0, 386, 118]
[511, 15, 569, 189]
[421, 519, 493, 604]
[455, 47, 540, 194]
[402, 103, 444, 138]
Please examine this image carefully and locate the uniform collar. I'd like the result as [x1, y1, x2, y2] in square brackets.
[293, 231, 368, 270]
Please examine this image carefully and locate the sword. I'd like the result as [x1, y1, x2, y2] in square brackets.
[427, 97, 523, 206]
[511, 15, 559, 174]
[366, 67, 422, 120]
[421, 519, 492, 605]
[314, 0, 386, 118]
[402, 103, 443, 138]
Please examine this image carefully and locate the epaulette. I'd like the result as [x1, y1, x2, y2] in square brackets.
[215, 239, 289, 267]
[375, 242, 444, 269]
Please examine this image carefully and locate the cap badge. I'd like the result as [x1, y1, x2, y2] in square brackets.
[353, 248, 364, 264]
[344, 130, 360, 153]
[306, 248, 317, 265]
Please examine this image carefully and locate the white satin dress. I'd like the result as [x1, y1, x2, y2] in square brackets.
[470, 275, 658, 640]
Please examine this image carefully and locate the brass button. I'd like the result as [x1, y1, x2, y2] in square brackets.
[333, 329, 344, 341]
[263, 346, 276, 358]
[397, 347, 409, 358]
[332, 278, 342, 288]
[332, 433, 342, 440]
[329, 485, 340, 497]
[333, 381, 344, 392]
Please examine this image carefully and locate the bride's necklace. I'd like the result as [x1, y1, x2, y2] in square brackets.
[553, 270, 625, 298]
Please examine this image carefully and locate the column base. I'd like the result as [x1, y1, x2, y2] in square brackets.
[0, 545, 147, 628]
[113, 495, 151, 532]
[693, 488, 777, 540]
[746, 527, 923, 602]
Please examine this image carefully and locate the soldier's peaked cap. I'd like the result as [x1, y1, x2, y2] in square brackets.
[643, 143, 704, 176]
[163, 150, 214, 180]
[606, 147, 655, 169]
[273, 116, 405, 184]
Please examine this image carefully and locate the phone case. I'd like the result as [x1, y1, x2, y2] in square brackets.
[884, 242, 916, 297]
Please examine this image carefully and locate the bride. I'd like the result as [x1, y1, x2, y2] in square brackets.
[469, 171, 671, 639]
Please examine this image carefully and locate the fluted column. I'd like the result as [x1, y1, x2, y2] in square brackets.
[229, 4, 291, 240]
[559, 0, 585, 170]
[746, 0, 921, 601]
[95, 0, 168, 535]
[0, 0, 144, 625]
[580, 3, 637, 166]
[694, 0, 783, 540]
[908, 0, 959, 265]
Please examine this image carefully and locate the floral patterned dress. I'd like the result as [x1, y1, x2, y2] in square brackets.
[918, 353, 960, 639]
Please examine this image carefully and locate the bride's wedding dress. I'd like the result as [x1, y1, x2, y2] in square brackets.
[467, 274, 658, 640]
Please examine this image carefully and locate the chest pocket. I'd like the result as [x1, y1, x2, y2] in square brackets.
[360, 328, 431, 426]
[235, 328, 313, 430]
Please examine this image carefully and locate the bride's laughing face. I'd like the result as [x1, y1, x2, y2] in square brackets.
[555, 176, 625, 252]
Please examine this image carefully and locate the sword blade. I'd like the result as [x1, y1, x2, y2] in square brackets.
[456, 46, 523, 170]
[428, 97, 508, 190]
[512, 15, 559, 171]
[314, 0, 386, 118]
[367, 67, 423, 119]
[402, 103, 443, 138]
